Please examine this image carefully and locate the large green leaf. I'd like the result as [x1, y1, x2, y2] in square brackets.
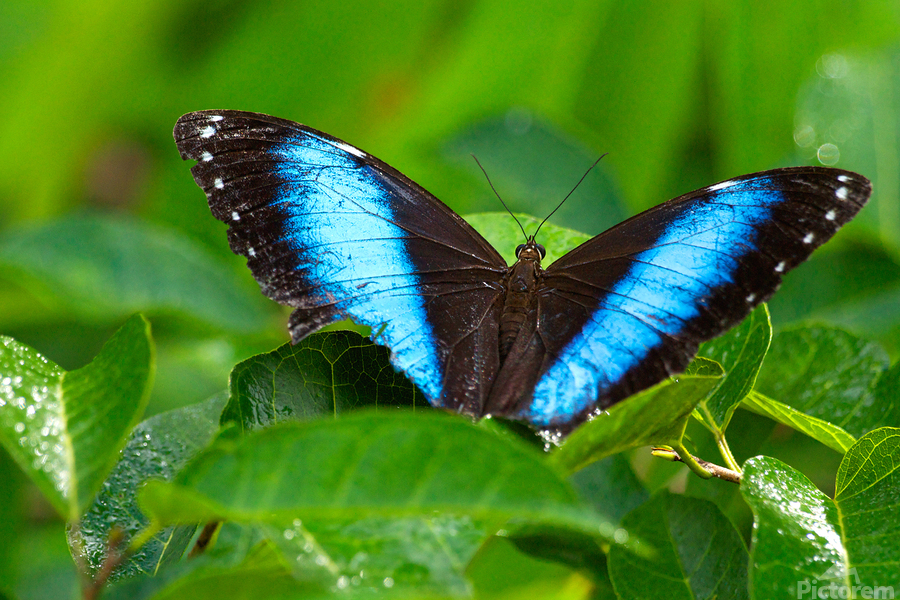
[0, 314, 154, 520]
[754, 326, 890, 437]
[833, 428, 900, 581]
[569, 454, 649, 527]
[220, 332, 421, 433]
[764, 240, 900, 357]
[696, 305, 772, 430]
[871, 360, 900, 430]
[550, 360, 723, 474]
[741, 391, 857, 454]
[608, 492, 749, 600]
[0, 215, 271, 333]
[138, 411, 608, 594]
[506, 456, 647, 583]
[264, 515, 486, 596]
[104, 538, 330, 600]
[741, 428, 900, 597]
[140, 410, 602, 533]
[467, 535, 600, 600]
[69, 395, 226, 581]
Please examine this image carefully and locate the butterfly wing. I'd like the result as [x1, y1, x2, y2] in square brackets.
[174, 110, 508, 414]
[485, 167, 870, 432]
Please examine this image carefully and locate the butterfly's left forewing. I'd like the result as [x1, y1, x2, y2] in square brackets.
[174, 110, 509, 414]
[491, 168, 870, 432]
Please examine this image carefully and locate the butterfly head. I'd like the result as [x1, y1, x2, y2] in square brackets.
[515, 238, 546, 262]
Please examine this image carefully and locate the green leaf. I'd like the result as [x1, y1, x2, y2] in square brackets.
[834, 427, 900, 582]
[467, 535, 599, 600]
[221, 332, 422, 433]
[105, 538, 330, 600]
[741, 430, 900, 597]
[870, 360, 900, 430]
[138, 411, 610, 595]
[696, 304, 772, 430]
[140, 411, 601, 534]
[265, 514, 486, 595]
[607, 492, 749, 600]
[741, 391, 857, 454]
[569, 454, 649, 526]
[754, 326, 890, 437]
[0, 314, 154, 520]
[465, 212, 591, 266]
[768, 242, 900, 351]
[550, 360, 723, 474]
[69, 395, 226, 581]
[0, 215, 271, 333]
[742, 457, 842, 596]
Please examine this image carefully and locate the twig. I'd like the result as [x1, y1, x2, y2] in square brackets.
[189, 521, 221, 558]
[82, 528, 131, 600]
[651, 446, 742, 484]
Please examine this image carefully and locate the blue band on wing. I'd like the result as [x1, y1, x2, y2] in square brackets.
[524, 179, 781, 425]
[271, 135, 443, 400]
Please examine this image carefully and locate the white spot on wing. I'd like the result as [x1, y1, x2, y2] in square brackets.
[746, 293, 756, 303]
[209, 115, 224, 122]
[201, 151, 213, 162]
[825, 210, 836, 221]
[200, 125, 216, 138]
[334, 140, 366, 158]
[709, 180, 737, 192]
[231, 211, 240, 221]
[837, 175, 850, 182]
[803, 232, 815, 244]
[214, 178, 224, 189]
[775, 261, 786, 273]
[836, 186, 848, 200]
[248, 247, 256, 257]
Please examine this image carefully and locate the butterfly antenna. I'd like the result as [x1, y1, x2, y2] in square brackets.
[533, 153, 608, 239]
[472, 154, 529, 243]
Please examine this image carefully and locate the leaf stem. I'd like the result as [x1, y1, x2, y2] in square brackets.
[697, 404, 743, 473]
[82, 527, 131, 600]
[715, 431, 742, 473]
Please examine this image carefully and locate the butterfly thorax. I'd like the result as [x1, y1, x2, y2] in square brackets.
[499, 239, 545, 361]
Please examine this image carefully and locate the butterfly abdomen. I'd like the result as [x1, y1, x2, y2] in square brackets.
[498, 248, 544, 361]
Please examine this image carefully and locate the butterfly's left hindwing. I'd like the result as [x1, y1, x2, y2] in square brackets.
[174, 110, 508, 414]
[485, 169, 870, 431]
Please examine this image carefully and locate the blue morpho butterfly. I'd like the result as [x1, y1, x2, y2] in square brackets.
[174, 110, 870, 436]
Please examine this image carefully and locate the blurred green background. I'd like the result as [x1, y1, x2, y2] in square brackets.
[2, 0, 900, 597]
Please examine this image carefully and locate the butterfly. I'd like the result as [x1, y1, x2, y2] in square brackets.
[174, 110, 870, 435]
